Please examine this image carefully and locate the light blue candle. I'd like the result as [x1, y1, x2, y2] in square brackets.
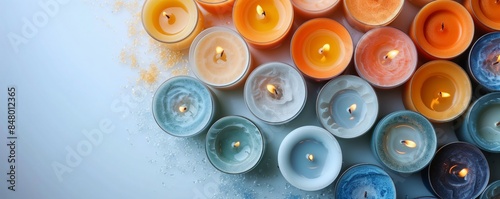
[205, 116, 264, 174]
[372, 110, 436, 173]
[468, 32, 500, 91]
[152, 76, 217, 137]
[480, 180, 500, 199]
[335, 164, 396, 199]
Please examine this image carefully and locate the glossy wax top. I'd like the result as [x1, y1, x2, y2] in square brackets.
[468, 92, 500, 152]
[469, 32, 500, 91]
[344, 0, 403, 26]
[335, 164, 396, 199]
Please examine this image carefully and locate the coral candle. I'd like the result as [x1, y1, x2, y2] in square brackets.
[291, 0, 339, 18]
[464, 0, 500, 32]
[195, 0, 234, 14]
[343, 0, 404, 32]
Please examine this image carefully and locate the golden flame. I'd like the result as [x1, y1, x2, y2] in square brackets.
[267, 84, 278, 95]
[162, 11, 170, 19]
[216, 46, 224, 56]
[233, 141, 240, 148]
[458, 168, 468, 178]
[319, 44, 330, 54]
[256, 5, 265, 17]
[348, 104, 357, 114]
[401, 140, 417, 148]
[439, 92, 451, 98]
[307, 154, 314, 161]
[178, 105, 187, 113]
[495, 55, 500, 64]
[385, 50, 400, 60]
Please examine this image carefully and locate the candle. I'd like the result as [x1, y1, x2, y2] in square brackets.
[457, 92, 500, 153]
[480, 180, 500, 199]
[343, 0, 404, 32]
[195, 0, 234, 14]
[244, 62, 307, 125]
[428, 142, 490, 199]
[291, 0, 339, 18]
[291, 18, 353, 81]
[278, 126, 342, 191]
[464, 0, 500, 32]
[403, 60, 472, 123]
[468, 32, 500, 91]
[355, 27, 418, 88]
[407, 0, 434, 7]
[335, 164, 396, 198]
[205, 116, 264, 174]
[152, 76, 217, 137]
[316, 75, 378, 138]
[372, 110, 437, 173]
[142, 0, 204, 50]
[233, 0, 294, 49]
[409, 0, 475, 60]
[189, 27, 252, 89]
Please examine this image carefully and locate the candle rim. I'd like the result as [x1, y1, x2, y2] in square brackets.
[468, 32, 500, 91]
[465, 92, 500, 153]
[480, 180, 500, 199]
[290, 0, 340, 13]
[466, 0, 500, 31]
[343, 0, 404, 30]
[334, 163, 396, 198]
[196, 0, 232, 4]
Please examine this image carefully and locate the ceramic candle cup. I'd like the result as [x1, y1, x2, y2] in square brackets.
[335, 164, 396, 198]
[278, 126, 342, 191]
[468, 32, 500, 92]
[205, 116, 264, 174]
[152, 76, 218, 137]
[195, 0, 234, 14]
[463, 0, 500, 32]
[291, 0, 340, 18]
[480, 180, 500, 199]
[316, 75, 378, 138]
[343, 0, 404, 32]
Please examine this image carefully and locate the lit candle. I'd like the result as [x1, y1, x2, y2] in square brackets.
[244, 62, 307, 125]
[335, 164, 396, 198]
[316, 75, 378, 138]
[355, 27, 418, 88]
[141, 0, 204, 50]
[278, 126, 342, 191]
[195, 0, 234, 14]
[403, 60, 472, 123]
[291, 0, 340, 18]
[464, 0, 500, 32]
[343, 0, 404, 32]
[291, 18, 353, 81]
[480, 180, 500, 199]
[428, 142, 490, 199]
[152, 76, 218, 137]
[205, 116, 264, 174]
[409, 0, 475, 60]
[372, 111, 437, 173]
[468, 32, 500, 91]
[189, 27, 252, 89]
[233, 0, 294, 49]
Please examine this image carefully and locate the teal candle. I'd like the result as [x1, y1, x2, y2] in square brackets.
[481, 180, 500, 199]
[205, 116, 264, 174]
[335, 164, 396, 198]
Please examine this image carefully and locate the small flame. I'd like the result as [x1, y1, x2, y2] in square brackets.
[162, 11, 170, 19]
[179, 105, 187, 113]
[495, 55, 500, 65]
[401, 140, 417, 148]
[319, 44, 330, 54]
[216, 46, 224, 56]
[439, 92, 451, 98]
[348, 104, 357, 114]
[256, 5, 265, 17]
[233, 141, 240, 148]
[267, 84, 278, 95]
[458, 168, 468, 178]
[307, 154, 314, 161]
[385, 50, 400, 60]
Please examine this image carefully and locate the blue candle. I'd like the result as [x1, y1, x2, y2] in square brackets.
[480, 180, 500, 199]
[205, 116, 264, 174]
[335, 164, 396, 198]
[152, 76, 217, 137]
[468, 32, 500, 91]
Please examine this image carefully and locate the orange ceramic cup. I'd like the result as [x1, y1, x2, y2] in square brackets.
[463, 0, 500, 32]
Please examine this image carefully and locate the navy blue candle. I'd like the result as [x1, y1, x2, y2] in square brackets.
[335, 164, 396, 198]
[468, 32, 500, 91]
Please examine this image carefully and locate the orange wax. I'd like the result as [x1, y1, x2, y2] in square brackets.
[142, 0, 204, 50]
[233, 0, 294, 49]
[291, 18, 352, 80]
[343, 0, 404, 32]
[403, 60, 472, 123]
[410, 0, 474, 60]
[464, 0, 500, 32]
[196, 0, 234, 14]
[291, 0, 339, 18]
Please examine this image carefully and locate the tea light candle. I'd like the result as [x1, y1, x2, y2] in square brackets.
[480, 180, 500, 199]
[403, 60, 472, 123]
[152, 76, 217, 137]
[409, 0, 475, 60]
[205, 116, 264, 174]
[428, 142, 490, 199]
[464, 0, 500, 32]
[291, 0, 339, 18]
[244, 62, 307, 125]
[355, 27, 418, 88]
[343, 0, 404, 32]
[335, 164, 396, 198]
[142, 0, 204, 50]
[278, 126, 342, 191]
[372, 111, 437, 173]
[457, 92, 500, 153]
[233, 0, 294, 49]
[468, 32, 500, 91]
[195, 0, 234, 14]
[316, 75, 378, 139]
[291, 18, 353, 80]
[189, 27, 252, 89]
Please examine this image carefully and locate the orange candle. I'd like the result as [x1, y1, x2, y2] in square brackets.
[343, 0, 404, 32]
[291, 0, 340, 18]
[291, 18, 353, 80]
[407, 0, 434, 7]
[233, 0, 294, 49]
[409, 0, 474, 60]
[463, 0, 500, 32]
[195, 0, 234, 14]
[142, 0, 204, 50]
[403, 60, 472, 123]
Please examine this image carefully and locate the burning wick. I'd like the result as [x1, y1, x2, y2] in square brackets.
[256, 5, 266, 18]
[384, 50, 399, 60]
[306, 154, 314, 161]
[319, 44, 330, 54]
[401, 140, 417, 148]
[348, 104, 357, 120]
[495, 121, 500, 127]
[494, 55, 500, 65]
[267, 84, 279, 96]
[438, 92, 451, 98]
[214, 46, 226, 62]
[457, 168, 468, 178]
[162, 11, 171, 19]
[232, 141, 241, 148]
[179, 105, 187, 113]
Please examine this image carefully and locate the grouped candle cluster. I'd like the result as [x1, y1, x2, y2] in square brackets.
[143, 0, 500, 198]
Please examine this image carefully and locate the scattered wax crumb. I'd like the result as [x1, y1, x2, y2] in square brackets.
[140, 64, 159, 84]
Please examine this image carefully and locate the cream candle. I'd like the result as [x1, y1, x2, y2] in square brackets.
[464, 0, 500, 32]
[291, 0, 339, 18]
[343, 0, 404, 32]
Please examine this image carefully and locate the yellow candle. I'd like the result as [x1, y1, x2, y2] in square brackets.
[142, 0, 204, 50]
[463, 0, 500, 32]
[343, 0, 404, 32]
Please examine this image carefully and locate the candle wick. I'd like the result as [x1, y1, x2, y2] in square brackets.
[233, 141, 241, 148]
[494, 61, 499, 65]
[496, 121, 500, 127]
[441, 22, 445, 31]
[162, 12, 170, 19]
[364, 191, 367, 198]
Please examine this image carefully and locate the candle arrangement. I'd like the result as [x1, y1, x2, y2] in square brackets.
[334, 164, 396, 198]
[468, 32, 500, 92]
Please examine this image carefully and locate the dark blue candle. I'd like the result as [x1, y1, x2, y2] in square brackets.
[468, 32, 500, 91]
[335, 164, 396, 198]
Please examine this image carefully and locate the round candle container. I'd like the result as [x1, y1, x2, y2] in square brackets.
[457, 92, 500, 153]
[468, 32, 500, 91]
[142, 0, 204, 50]
[278, 126, 342, 191]
[189, 27, 252, 89]
[372, 110, 437, 173]
[407, 0, 434, 7]
[335, 164, 396, 198]
[480, 180, 500, 199]
[409, 0, 474, 60]
[428, 142, 490, 199]
[355, 27, 418, 89]
[205, 116, 264, 174]
[464, 0, 500, 32]
[343, 0, 404, 32]
[316, 75, 378, 139]
[403, 60, 472, 123]
[195, 0, 234, 14]
[291, 18, 353, 81]
[244, 62, 307, 125]
[233, 0, 294, 49]
[152, 76, 217, 137]
[291, 0, 339, 18]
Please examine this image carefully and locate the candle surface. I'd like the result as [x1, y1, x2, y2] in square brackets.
[464, 0, 500, 32]
[480, 180, 500, 199]
[196, 0, 234, 14]
[469, 32, 500, 91]
[343, 0, 404, 32]
[335, 164, 396, 199]
[291, 0, 339, 18]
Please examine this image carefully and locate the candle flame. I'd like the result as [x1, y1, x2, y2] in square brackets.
[319, 44, 330, 54]
[494, 55, 500, 65]
[348, 104, 357, 114]
[256, 5, 266, 17]
[384, 50, 400, 60]
[458, 168, 468, 178]
[401, 140, 417, 148]
[216, 46, 224, 56]
[233, 141, 240, 148]
[179, 105, 187, 113]
[162, 11, 170, 19]
[266, 84, 279, 95]
[306, 154, 314, 161]
[439, 92, 451, 98]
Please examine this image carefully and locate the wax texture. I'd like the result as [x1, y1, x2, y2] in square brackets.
[335, 164, 396, 199]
